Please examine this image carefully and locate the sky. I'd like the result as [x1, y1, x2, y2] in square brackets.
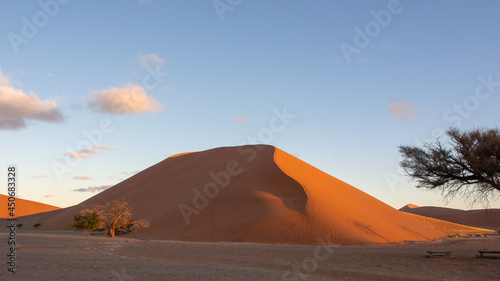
[0, 0, 499, 210]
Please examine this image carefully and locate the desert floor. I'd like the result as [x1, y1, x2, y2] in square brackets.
[0, 230, 499, 281]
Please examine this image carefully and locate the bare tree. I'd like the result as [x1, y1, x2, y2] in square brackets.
[81, 200, 150, 237]
[399, 127, 500, 206]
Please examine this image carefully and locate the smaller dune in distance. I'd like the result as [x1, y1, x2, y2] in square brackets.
[400, 204, 500, 231]
[0, 195, 60, 218]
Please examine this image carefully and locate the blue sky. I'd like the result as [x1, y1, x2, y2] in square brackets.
[1, 0, 499, 209]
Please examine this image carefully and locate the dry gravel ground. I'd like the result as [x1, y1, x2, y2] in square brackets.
[0, 230, 499, 281]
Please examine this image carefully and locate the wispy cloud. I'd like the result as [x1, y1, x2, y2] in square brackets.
[32, 174, 49, 179]
[73, 175, 92, 180]
[86, 84, 163, 115]
[0, 69, 10, 85]
[66, 151, 88, 159]
[387, 99, 418, 121]
[0, 67, 64, 130]
[234, 116, 248, 124]
[94, 144, 114, 151]
[66, 144, 114, 159]
[79, 148, 98, 154]
[72, 185, 112, 193]
[121, 170, 140, 176]
[138, 53, 164, 68]
[43, 195, 55, 198]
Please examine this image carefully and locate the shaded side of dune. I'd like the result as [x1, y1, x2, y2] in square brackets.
[25, 145, 311, 243]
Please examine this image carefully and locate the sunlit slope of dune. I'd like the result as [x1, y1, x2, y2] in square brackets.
[274, 148, 448, 244]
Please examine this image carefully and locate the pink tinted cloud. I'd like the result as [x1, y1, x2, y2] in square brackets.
[387, 99, 418, 121]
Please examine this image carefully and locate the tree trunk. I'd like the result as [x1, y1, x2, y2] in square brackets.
[110, 223, 115, 237]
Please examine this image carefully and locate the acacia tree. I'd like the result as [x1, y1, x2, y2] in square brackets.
[80, 200, 150, 237]
[399, 127, 500, 206]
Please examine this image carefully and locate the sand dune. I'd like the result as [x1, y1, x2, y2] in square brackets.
[404, 213, 493, 234]
[17, 145, 487, 245]
[0, 195, 60, 218]
[400, 204, 500, 230]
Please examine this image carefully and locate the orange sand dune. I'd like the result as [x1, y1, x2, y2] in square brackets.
[273, 148, 447, 244]
[400, 204, 500, 230]
[0, 195, 60, 218]
[18, 145, 476, 245]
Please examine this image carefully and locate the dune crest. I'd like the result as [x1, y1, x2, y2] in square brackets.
[403, 203, 419, 209]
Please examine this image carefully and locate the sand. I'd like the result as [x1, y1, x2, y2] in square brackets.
[1, 230, 499, 281]
[11, 145, 488, 245]
[3, 145, 498, 280]
[400, 205, 500, 230]
[404, 213, 493, 234]
[0, 195, 60, 218]
[274, 148, 448, 244]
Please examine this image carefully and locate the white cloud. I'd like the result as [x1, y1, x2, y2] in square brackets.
[138, 53, 164, 68]
[387, 99, 418, 121]
[72, 185, 112, 193]
[73, 175, 92, 180]
[86, 84, 164, 114]
[32, 174, 49, 179]
[234, 116, 248, 124]
[0, 68, 63, 130]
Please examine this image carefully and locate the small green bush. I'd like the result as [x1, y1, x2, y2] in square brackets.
[73, 211, 100, 232]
